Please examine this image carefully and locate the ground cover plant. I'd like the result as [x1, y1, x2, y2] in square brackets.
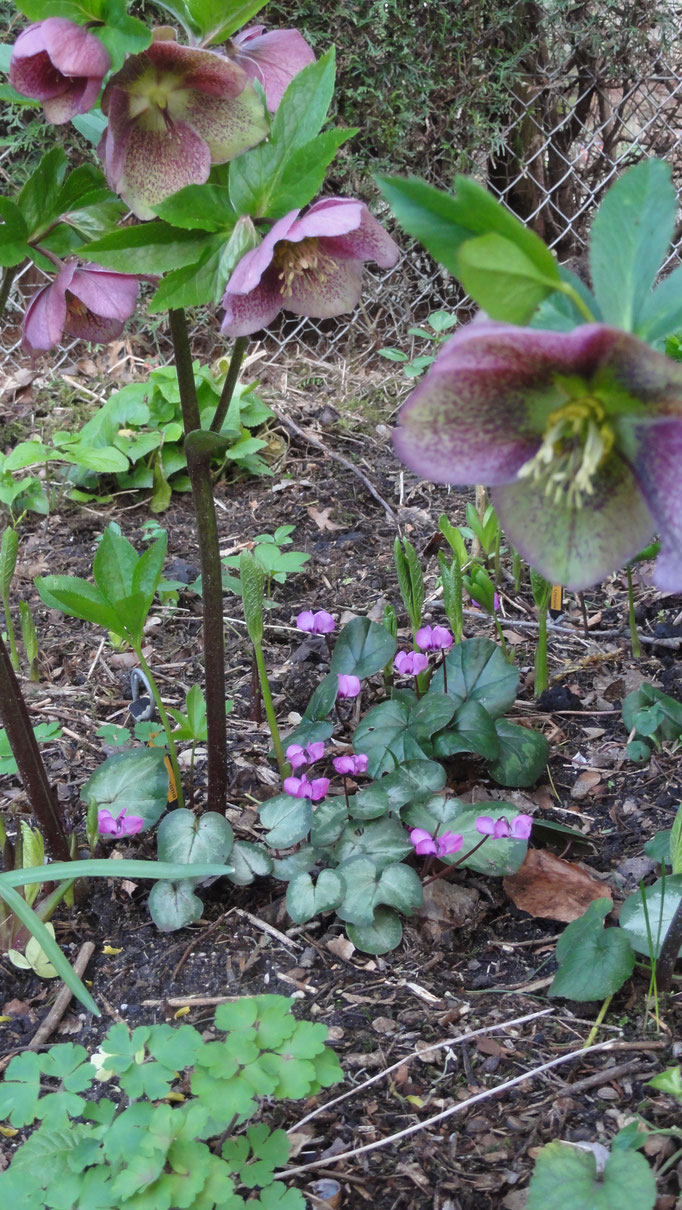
[1, 0, 682, 1206]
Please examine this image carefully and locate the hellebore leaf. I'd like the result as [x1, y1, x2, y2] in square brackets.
[148, 236, 232, 312]
[0, 197, 31, 267]
[17, 147, 67, 237]
[457, 232, 561, 323]
[532, 267, 602, 332]
[620, 875, 682, 959]
[286, 870, 346, 924]
[637, 262, 682, 345]
[486, 719, 549, 788]
[154, 0, 268, 44]
[152, 184, 236, 232]
[270, 127, 357, 218]
[82, 749, 169, 829]
[526, 1141, 656, 1210]
[589, 158, 676, 332]
[85, 223, 212, 274]
[346, 906, 403, 954]
[549, 899, 635, 1001]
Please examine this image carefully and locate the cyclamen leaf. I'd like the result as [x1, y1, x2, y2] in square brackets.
[526, 1140, 656, 1210]
[549, 899, 635, 1001]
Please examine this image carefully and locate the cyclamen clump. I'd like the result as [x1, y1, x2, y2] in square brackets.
[410, 827, 463, 857]
[394, 650, 429, 676]
[98, 807, 144, 837]
[296, 609, 335, 634]
[476, 814, 533, 840]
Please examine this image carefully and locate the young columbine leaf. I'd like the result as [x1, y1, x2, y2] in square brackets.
[526, 1140, 656, 1210]
[0, 1051, 44, 1126]
[549, 899, 635, 1001]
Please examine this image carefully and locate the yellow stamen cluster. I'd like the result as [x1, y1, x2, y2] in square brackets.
[518, 397, 615, 508]
[272, 237, 338, 297]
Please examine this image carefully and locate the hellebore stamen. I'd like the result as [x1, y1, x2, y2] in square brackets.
[273, 237, 338, 297]
[518, 395, 615, 509]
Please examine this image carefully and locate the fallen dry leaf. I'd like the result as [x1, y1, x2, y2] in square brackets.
[503, 849, 612, 922]
[308, 505, 344, 532]
[571, 769, 602, 800]
[417, 878, 482, 943]
[326, 934, 355, 961]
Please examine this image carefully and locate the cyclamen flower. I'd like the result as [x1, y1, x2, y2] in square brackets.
[409, 827, 463, 857]
[394, 650, 429, 676]
[296, 609, 335, 634]
[22, 261, 139, 357]
[333, 753, 369, 776]
[283, 775, 329, 802]
[393, 321, 682, 592]
[286, 741, 325, 770]
[476, 814, 533, 840]
[415, 625, 454, 652]
[98, 807, 144, 837]
[336, 674, 361, 700]
[229, 25, 315, 111]
[10, 18, 110, 125]
[100, 40, 268, 219]
[221, 198, 400, 337]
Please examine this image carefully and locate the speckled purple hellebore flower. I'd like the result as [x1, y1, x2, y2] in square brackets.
[229, 25, 315, 111]
[393, 321, 682, 593]
[337, 673, 361, 700]
[98, 807, 144, 837]
[100, 40, 268, 220]
[22, 260, 139, 357]
[221, 198, 400, 337]
[296, 609, 335, 634]
[10, 18, 110, 125]
[394, 650, 429, 677]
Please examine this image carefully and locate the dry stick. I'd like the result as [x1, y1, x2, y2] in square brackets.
[278, 1038, 617, 1179]
[28, 941, 96, 1049]
[271, 406, 397, 523]
[288, 1007, 552, 1134]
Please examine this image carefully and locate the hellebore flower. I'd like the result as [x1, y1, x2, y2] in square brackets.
[476, 814, 533, 840]
[10, 18, 110, 125]
[221, 197, 400, 337]
[409, 827, 463, 857]
[415, 624, 454, 652]
[98, 807, 144, 837]
[337, 673, 361, 699]
[333, 753, 369, 776]
[229, 25, 315, 111]
[296, 609, 335, 634]
[394, 650, 429, 676]
[22, 260, 139, 357]
[100, 40, 268, 219]
[286, 741, 325, 769]
[283, 775, 329, 801]
[393, 321, 682, 592]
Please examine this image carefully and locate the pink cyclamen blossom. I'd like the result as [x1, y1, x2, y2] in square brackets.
[476, 814, 533, 840]
[229, 25, 315, 111]
[283, 775, 329, 802]
[22, 261, 139, 357]
[394, 650, 429, 677]
[415, 624, 454, 652]
[98, 807, 144, 837]
[333, 753, 369, 776]
[409, 827, 463, 857]
[10, 18, 110, 125]
[296, 609, 335, 634]
[221, 197, 400, 337]
[336, 674, 361, 700]
[286, 741, 325, 769]
[100, 40, 268, 219]
[471, 594, 501, 612]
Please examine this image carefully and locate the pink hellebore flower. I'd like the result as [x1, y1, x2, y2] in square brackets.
[283, 775, 329, 802]
[10, 18, 110, 125]
[100, 40, 268, 220]
[221, 198, 400, 337]
[22, 261, 139, 357]
[394, 650, 429, 677]
[393, 320, 682, 592]
[333, 753, 369, 776]
[229, 25, 315, 111]
[296, 609, 335, 634]
[286, 741, 325, 769]
[415, 624, 454, 652]
[336, 674, 361, 700]
[476, 814, 533, 840]
[98, 807, 144, 837]
[409, 827, 463, 857]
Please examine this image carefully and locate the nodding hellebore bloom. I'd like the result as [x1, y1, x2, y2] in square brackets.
[393, 321, 682, 593]
[229, 24, 315, 111]
[98, 807, 144, 837]
[296, 609, 335, 634]
[22, 260, 139, 357]
[100, 39, 268, 219]
[410, 828, 463, 857]
[9, 18, 110, 125]
[476, 814, 533, 840]
[221, 198, 400, 337]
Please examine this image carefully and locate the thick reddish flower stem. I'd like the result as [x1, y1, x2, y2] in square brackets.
[656, 896, 682, 992]
[0, 633, 70, 861]
[169, 308, 228, 812]
[210, 337, 247, 434]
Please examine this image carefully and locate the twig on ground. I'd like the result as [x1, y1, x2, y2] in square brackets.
[28, 941, 96, 1049]
[271, 406, 396, 523]
[554, 1058, 658, 1095]
[229, 906, 303, 951]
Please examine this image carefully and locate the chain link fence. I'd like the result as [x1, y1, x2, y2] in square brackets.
[2, 3, 681, 385]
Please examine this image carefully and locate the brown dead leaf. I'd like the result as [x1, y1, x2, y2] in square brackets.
[503, 849, 612, 922]
[326, 934, 355, 961]
[571, 769, 602, 800]
[308, 505, 344, 532]
[418, 879, 482, 943]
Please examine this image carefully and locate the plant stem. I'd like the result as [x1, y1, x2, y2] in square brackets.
[3, 592, 19, 671]
[656, 895, 682, 992]
[626, 565, 642, 658]
[210, 337, 247, 434]
[558, 281, 596, 323]
[535, 599, 549, 696]
[422, 836, 488, 886]
[0, 634, 70, 861]
[253, 640, 287, 777]
[134, 646, 184, 811]
[169, 308, 228, 812]
[0, 265, 18, 318]
[583, 993, 612, 1048]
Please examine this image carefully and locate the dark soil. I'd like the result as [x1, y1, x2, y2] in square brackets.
[1, 385, 682, 1209]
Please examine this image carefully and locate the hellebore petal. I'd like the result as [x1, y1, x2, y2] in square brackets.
[221, 198, 399, 337]
[101, 41, 267, 219]
[10, 18, 110, 125]
[409, 827, 438, 856]
[22, 261, 138, 356]
[393, 321, 682, 591]
[337, 674, 361, 699]
[230, 25, 316, 111]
